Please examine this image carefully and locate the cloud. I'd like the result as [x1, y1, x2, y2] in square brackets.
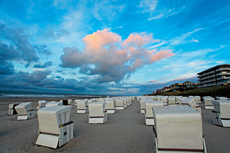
[34, 61, 53, 68]
[0, 61, 14, 75]
[169, 28, 203, 45]
[139, 0, 158, 13]
[60, 28, 174, 83]
[0, 23, 39, 66]
[93, 0, 125, 23]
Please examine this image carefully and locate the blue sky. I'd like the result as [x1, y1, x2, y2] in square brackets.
[0, 0, 230, 95]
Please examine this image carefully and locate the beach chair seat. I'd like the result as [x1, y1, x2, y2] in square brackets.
[15, 102, 36, 120]
[88, 102, 107, 123]
[36, 106, 73, 149]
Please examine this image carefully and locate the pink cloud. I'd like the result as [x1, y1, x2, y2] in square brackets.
[122, 33, 159, 47]
[83, 28, 121, 49]
[150, 50, 175, 62]
[61, 28, 174, 82]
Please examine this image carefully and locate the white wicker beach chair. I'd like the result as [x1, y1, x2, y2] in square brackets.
[145, 101, 163, 125]
[152, 105, 207, 153]
[36, 106, 73, 149]
[15, 102, 36, 120]
[212, 100, 230, 127]
[88, 102, 107, 123]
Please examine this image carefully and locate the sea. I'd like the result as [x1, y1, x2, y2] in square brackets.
[0, 91, 104, 99]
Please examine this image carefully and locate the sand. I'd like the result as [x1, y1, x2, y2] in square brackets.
[0, 98, 230, 153]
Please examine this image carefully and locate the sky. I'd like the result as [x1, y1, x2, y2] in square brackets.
[0, 0, 230, 95]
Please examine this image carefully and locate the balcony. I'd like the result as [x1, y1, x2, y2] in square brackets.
[200, 79, 216, 84]
[199, 74, 215, 81]
[216, 67, 230, 71]
[216, 72, 230, 76]
[198, 71, 215, 77]
[217, 76, 230, 80]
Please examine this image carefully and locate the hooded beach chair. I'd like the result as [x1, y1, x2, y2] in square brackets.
[15, 102, 36, 120]
[37, 100, 47, 110]
[45, 101, 63, 107]
[145, 101, 163, 125]
[88, 102, 107, 123]
[152, 105, 207, 153]
[203, 96, 214, 109]
[76, 100, 88, 113]
[36, 106, 73, 149]
[8, 103, 20, 115]
[212, 100, 230, 127]
[105, 100, 116, 113]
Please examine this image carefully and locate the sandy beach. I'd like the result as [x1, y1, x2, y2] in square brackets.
[0, 98, 230, 153]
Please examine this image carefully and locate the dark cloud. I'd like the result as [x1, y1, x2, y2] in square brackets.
[44, 29, 69, 39]
[34, 61, 53, 68]
[0, 23, 39, 67]
[34, 44, 52, 55]
[0, 61, 14, 75]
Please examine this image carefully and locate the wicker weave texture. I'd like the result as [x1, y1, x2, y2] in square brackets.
[153, 106, 203, 150]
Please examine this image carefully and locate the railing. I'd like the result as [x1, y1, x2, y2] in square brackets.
[216, 67, 230, 71]
[216, 72, 230, 76]
[198, 71, 215, 77]
[199, 75, 215, 81]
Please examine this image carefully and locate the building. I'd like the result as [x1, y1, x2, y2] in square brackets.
[197, 64, 230, 88]
[169, 81, 198, 92]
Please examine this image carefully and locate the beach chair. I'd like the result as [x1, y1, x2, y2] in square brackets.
[145, 101, 163, 125]
[105, 100, 116, 113]
[167, 97, 176, 105]
[216, 97, 228, 100]
[76, 100, 88, 113]
[180, 97, 201, 114]
[88, 99, 95, 105]
[15, 102, 36, 120]
[140, 99, 147, 113]
[160, 97, 167, 106]
[97, 98, 105, 102]
[45, 101, 63, 107]
[8, 103, 20, 115]
[88, 102, 107, 123]
[115, 99, 125, 110]
[37, 100, 47, 110]
[212, 100, 230, 127]
[152, 106, 207, 153]
[36, 106, 73, 149]
[203, 96, 214, 109]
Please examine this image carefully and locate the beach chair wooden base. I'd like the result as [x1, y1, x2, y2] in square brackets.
[154, 138, 207, 153]
[204, 106, 213, 109]
[145, 118, 154, 125]
[116, 107, 124, 110]
[77, 109, 88, 114]
[222, 120, 230, 127]
[36, 121, 73, 149]
[17, 110, 36, 120]
[89, 115, 107, 124]
[141, 109, 145, 113]
[107, 109, 116, 114]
